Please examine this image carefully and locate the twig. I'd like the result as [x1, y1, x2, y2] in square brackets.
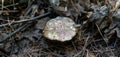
[2, 0, 4, 10]
[0, 3, 19, 9]
[72, 41, 78, 53]
[0, 10, 52, 43]
[73, 36, 90, 57]
[0, 11, 51, 27]
[0, 22, 29, 43]
[95, 23, 115, 56]
[95, 23, 108, 44]
[0, 10, 18, 13]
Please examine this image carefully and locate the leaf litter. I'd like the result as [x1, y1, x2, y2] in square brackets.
[0, 0, 120, 57]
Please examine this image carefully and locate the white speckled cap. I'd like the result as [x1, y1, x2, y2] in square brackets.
[43, 16, 77, 42]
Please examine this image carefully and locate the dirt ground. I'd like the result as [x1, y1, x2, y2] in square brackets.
[0, 0, 120, 57]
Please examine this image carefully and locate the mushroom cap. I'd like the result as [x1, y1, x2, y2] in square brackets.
[43, 16, 77, 42]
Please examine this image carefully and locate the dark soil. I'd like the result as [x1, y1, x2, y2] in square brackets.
[0, 0, 120, 57]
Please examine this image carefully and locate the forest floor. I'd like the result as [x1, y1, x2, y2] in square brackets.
[0, 0, 120, 57]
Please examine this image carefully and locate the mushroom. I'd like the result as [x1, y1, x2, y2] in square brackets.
[43, 16, 77, 42]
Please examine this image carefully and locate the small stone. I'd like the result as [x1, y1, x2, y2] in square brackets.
[43, 16, 77, 42]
